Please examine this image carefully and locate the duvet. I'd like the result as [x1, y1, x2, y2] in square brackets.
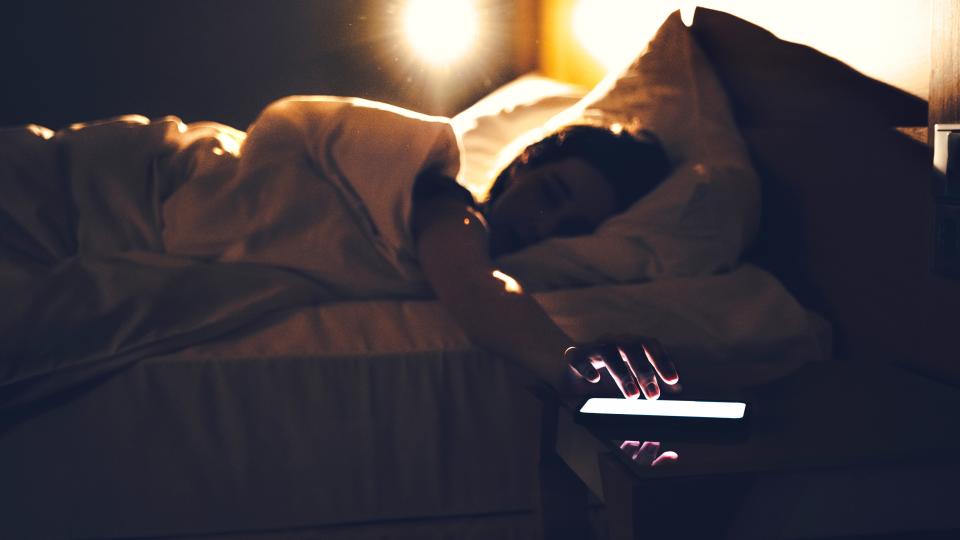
[0, 97, 460, 409]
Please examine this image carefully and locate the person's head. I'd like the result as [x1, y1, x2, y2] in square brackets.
[483, 124, 672, 257]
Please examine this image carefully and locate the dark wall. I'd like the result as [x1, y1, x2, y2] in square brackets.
[0, 0, 521, 130]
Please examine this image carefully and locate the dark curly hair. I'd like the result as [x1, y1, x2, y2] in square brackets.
[485, 125, 672, 213]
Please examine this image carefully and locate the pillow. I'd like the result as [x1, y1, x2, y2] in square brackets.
[493, 11, 761, 291]
[451, 75, 586, 198]
[686, 7, 929, 314]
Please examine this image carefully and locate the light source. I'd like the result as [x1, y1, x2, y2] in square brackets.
[404, 0, 479, 66]
[572, 0, 677, 71]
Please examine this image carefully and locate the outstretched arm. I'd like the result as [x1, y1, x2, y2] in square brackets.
[413, 192, 678, 398]
[413, 194, 573, 388]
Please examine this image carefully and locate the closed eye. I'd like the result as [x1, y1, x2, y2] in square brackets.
[540, 179, 563, 209]
[552, 173, 573, 200]
[541, 174, 572, 209]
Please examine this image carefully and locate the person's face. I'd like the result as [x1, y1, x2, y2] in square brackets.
[486, 157, 618, 257]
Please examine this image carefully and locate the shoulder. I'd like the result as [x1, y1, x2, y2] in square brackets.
[252, 97, 348, 130]
[412, 172, 488, 246]
[414, 170, 476, 207]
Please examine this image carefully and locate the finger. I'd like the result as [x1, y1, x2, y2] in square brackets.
[651, 450, 679, 467]
[643, 339, 679, 386]
[589, 355, 607, 371]
[619, 440, 640, 452]
[565, 347, 601, 383]
[633, 441, 661, 464]
[598, 344, 641, 399]
[620, 344, 659, 400]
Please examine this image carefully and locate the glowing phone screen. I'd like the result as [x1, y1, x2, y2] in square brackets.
[579, 398, 746, 419]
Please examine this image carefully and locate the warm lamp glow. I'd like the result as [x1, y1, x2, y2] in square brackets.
[404, 0, 478, 66]
[572, 0, 677, 70]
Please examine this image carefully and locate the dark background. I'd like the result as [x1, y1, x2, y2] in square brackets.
[0, 0, 524, 130]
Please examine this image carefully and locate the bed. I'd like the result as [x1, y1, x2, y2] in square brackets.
[0, 6, 948, 540]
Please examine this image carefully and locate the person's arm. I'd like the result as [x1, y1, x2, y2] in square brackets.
[413, 194, 574, 388]
[413, 187, 680, 399]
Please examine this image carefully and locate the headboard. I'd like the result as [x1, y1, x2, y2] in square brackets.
[690, 8, 960, 382]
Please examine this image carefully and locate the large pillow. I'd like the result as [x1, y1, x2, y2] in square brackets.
[686, 6, 929, 311]
[493, 11, 761, 291]
[451, 75, 586, 198]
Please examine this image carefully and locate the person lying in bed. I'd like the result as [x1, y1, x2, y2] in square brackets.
[176, 97, 680, 403]
[0, 97, 681, 409]
[412, 124, 681, 401]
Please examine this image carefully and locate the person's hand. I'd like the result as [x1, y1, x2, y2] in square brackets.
[563, 336, 680, 400]
[619, 440, 678, 467]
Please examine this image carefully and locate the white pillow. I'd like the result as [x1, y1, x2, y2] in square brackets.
[451, 75, 586, 199]
[494, 12, 761, 291]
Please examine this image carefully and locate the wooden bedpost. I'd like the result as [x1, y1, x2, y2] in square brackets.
[930, 0, 960, 138]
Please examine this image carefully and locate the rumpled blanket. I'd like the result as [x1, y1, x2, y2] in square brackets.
[0, 97, 460, 409]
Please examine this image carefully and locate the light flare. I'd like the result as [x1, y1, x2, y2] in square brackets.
[404, 0, 479, 66]
[213, 132, 242, 156]
[491, 269, 523, 294]
[27, 124, 54, 140]
[572, 0, 676, 71]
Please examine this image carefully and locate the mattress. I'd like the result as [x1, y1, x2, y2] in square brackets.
[0, 298, 542, 539]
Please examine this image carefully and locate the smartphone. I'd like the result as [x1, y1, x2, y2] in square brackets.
[575, 398, 750, 443]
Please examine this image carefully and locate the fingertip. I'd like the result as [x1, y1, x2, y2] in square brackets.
[580, 368, 601, 383]
[642, 382, 660, 400]
[651, 451, 679, 467]
[568, 363, 601, 383]
[634, 441, 660, 462]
